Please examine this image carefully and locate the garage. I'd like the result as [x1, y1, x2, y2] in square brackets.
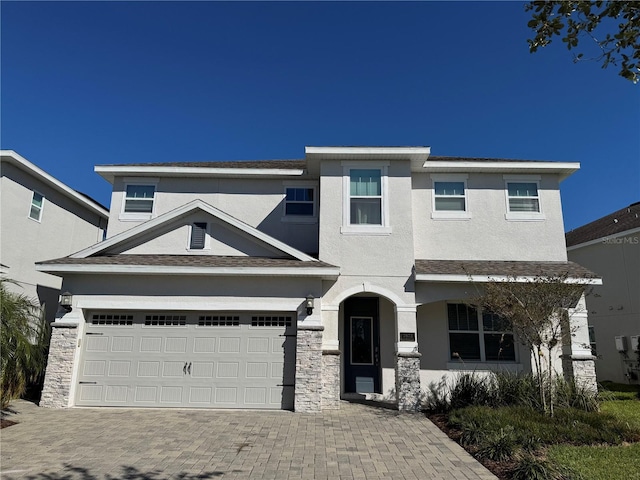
[75, 311, 296, 409]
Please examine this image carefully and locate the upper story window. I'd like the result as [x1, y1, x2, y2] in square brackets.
[503, 175, 545, 221]
[282, 183, 317, 223]
[431, 174, 471, 220]
[124, 185, 155, 213]
[285, 187, 314, 216]
[507, 182, 539, 212]
[350, 169, 382, 225]
[120, 180, 158, 221]
[29, 191, 44, 222]
[189, 222, 209, 250]
[341, 163, 391, 234]
[448, 303, 515, 362]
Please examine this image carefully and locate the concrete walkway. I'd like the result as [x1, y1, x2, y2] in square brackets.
[0, 400, 497, 480]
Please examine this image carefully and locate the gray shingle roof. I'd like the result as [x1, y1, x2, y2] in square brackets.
[99, 160, 307, 169]
[98, 156, 555, 169]
[415, 259, 598, 279]
[38, 255, 336, 269]
[566, 202, 640, 247]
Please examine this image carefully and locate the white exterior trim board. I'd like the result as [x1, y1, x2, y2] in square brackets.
[421, 161, 579, 180]
[36, 263, 340, 278]
[70, 199, 317, 262]
[95, 165, 304, 183]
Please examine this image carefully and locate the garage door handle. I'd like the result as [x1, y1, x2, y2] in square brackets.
[187, 362, 191, 375]
[183, 362, 188, 375]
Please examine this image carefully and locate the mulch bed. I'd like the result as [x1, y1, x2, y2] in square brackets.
[426, 412, 515, 480]
[1, 418, 17, 429]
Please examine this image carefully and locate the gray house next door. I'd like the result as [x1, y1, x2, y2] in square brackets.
[75, 311, 295, 409]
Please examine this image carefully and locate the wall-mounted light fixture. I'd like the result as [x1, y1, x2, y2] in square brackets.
[305, 295, 314, 316]
[60, 291, 73, 312]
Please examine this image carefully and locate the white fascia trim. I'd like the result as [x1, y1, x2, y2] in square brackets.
[422, 161, 580, 179]
[95, 165, 304, 183]
[567, 226, 640, 251]
[70, 199, 317, 262]
[36, 264, 340, 278]
[414, 273, 602, 285]
[1, 150, 109, 218]
[306, 146, 431, 156]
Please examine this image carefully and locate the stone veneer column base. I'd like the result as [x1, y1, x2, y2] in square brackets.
[395, 352, 422, 412]
[561, 354, 598, 394]
[321, 350, 341, 410]
[40, 323, 78, 408]
[295, 325, 323, 413]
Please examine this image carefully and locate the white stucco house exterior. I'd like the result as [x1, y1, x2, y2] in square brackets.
[0, 150, 109, 324]
[38, 146, 599, 412]
[566, 202, 640, 385]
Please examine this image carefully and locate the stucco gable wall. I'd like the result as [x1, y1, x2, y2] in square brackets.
[114, 213, 287, 257]
[108, 175, 318, 254]
[412, 172, 567, 261]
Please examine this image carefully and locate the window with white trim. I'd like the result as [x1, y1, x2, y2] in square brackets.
[29, 191, 44, 221]
[124, 184, 155, 213]
[448, 304, 515, 362]
[507, 182, 540, 213]
[588, 325, 597, 356]
[431, 174, 471, 219]
[285, 187, 314, 216]
[341, 163, 390, 234]
[350, 169, 382, 225]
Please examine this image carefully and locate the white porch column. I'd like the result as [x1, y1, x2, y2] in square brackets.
[562, 293, 597, 392]
[394, 306, 422, 412]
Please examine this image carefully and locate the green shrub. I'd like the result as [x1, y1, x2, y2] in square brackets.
[511, 454, 578, 480]
[457, 419, 488, 446]
[475, 426, 518, 461]
[555, 377, 599, 412]
[449, 373, 496, 409]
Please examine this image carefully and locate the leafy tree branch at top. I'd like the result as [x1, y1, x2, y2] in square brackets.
[526, 1, 640, 83]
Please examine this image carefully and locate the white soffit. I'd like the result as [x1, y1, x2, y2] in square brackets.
[95, 165, 305, 183]
[36, 264, 339, 279]
[305, 146, 431, 163]
[1, 150, 109, 218]
[70, 199, 318, 262]
[421, 160, 580, 180]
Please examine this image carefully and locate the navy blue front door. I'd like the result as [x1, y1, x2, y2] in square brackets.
[344, 297, 380, 393]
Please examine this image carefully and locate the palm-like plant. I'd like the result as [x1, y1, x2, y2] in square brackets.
[1, 278, 50, 409]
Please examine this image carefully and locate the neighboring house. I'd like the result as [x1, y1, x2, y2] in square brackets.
[37, 146, 598, 412]
[566, 202, 640, 385]
[0, 150, 109, 324]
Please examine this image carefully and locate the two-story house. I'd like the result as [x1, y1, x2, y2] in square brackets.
[0, 150, 109, 324]
[37, 146, 598, 412]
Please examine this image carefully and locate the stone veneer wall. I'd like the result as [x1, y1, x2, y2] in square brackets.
[40, 324, 78, 408]
[395, 352, 422, 412]
[295, 325, 323, 413]
[562, 355, 598, 394]
[321, 350, 341, 410]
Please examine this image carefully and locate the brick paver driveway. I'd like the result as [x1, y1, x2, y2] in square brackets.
[0, 400, 496, 480]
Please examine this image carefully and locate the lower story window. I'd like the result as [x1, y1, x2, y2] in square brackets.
[448, 304, 515, 362]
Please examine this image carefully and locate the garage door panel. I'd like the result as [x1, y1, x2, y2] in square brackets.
[77, 312, 295, 409]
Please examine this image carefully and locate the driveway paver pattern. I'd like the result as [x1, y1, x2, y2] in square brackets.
[0, 400, 497, 480]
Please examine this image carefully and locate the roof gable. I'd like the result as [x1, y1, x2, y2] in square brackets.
[71, 199, 318, 262]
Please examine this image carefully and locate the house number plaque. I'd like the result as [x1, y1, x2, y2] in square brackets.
[399, 332, 415, 342]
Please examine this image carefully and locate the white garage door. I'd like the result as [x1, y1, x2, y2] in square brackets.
[75, 311, 296, 409]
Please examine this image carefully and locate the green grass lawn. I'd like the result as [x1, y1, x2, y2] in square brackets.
[548, 443, 640, 480]
[548, 385, 640, 480]
[442, 383, 640, 480]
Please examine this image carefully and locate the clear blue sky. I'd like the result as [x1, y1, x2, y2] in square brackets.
[2, 1, 638, 231]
